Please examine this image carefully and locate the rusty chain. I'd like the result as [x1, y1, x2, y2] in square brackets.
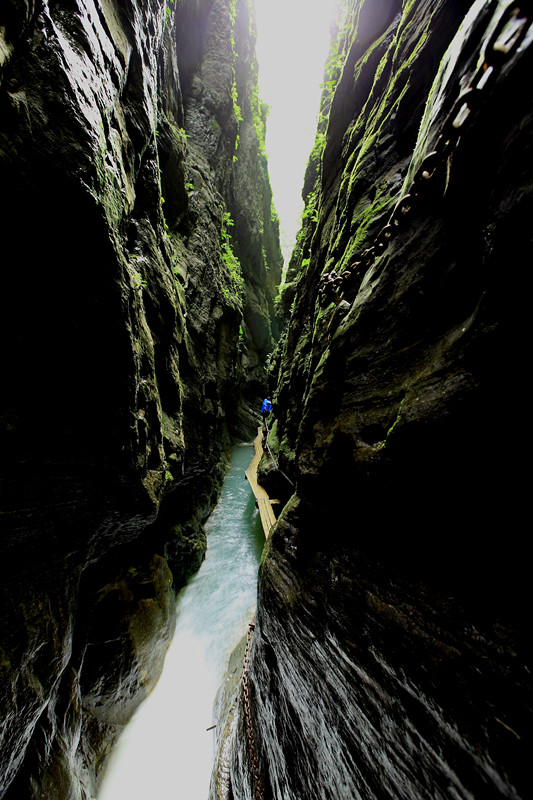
[319, 1, 533, 306]
[264, 420, 295, 488]
[241, 619, 265, 800]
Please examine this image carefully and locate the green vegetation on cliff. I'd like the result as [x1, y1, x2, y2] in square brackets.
[220, 210, 245, 306]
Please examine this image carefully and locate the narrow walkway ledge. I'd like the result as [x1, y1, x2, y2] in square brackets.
[245, 426, 277, 538]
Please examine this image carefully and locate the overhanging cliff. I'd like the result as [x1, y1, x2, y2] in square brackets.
[0, 0, 280, 796]
[219, 1, 532, 798]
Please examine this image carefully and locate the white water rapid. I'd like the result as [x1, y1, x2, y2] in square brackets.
[98, 444, 264, 800]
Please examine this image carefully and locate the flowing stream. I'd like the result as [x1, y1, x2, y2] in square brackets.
[99, 444, 264, 800]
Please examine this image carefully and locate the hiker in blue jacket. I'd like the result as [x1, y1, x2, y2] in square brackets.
[261, 397, 272, 421]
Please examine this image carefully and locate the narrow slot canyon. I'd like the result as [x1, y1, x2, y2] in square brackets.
[0, 1, 531, 799]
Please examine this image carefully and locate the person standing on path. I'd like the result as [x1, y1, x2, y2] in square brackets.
[261, 397, 272, 423]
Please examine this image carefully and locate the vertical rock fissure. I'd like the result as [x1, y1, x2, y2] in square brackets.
[3, 0, 533, 797]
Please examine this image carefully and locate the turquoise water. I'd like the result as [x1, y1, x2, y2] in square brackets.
[99, 444, 264, 800]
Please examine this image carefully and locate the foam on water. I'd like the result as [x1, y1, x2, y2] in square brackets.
[99, 444, 264, 800]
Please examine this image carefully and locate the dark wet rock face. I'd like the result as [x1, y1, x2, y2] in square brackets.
[0, 0, 280, 795]
[3, 0, 532, 796]
[220, 1, 532, 798]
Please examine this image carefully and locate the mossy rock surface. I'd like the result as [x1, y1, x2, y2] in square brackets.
[225, 0, 533, 797]
[0, 0, 281, 794]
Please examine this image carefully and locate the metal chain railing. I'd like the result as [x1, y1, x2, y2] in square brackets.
[241, 620, 265, 800]
[319, 1, 533, 307]
[264, 420, 295, 488]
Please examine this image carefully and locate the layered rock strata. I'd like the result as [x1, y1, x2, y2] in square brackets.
[0, 0, 280, 796]
[219, 1, 532, 798]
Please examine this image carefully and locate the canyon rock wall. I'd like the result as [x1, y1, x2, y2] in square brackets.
[221, 1, 532, 798]
[0, 0, 280, 796]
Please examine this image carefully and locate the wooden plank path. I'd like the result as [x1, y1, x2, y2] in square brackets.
[245, 426, 276, 538]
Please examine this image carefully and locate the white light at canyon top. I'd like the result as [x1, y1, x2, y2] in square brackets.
[254, 0, 341, 267]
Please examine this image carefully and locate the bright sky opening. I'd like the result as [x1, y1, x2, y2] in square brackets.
[254, 0, 342, 267]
